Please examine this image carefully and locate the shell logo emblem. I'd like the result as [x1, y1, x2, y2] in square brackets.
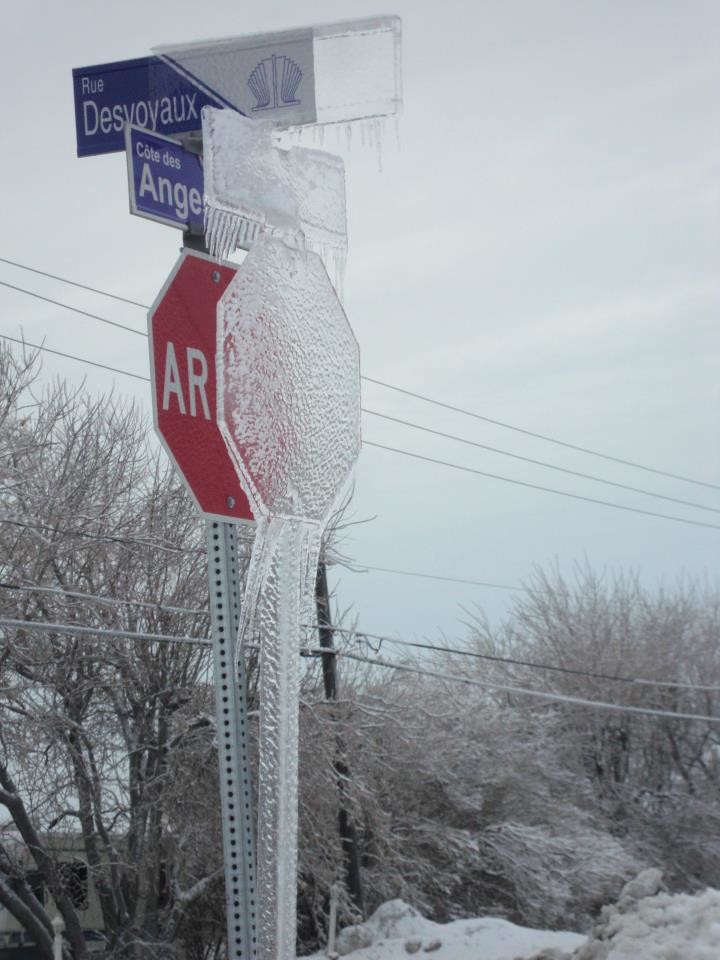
[248, 55, 303, 112]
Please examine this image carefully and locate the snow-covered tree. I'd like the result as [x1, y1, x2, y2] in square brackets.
[0, 345, 223, 959]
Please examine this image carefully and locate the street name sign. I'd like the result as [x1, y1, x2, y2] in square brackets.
[148, 250, 254, 523]
[73, 56, 224, 157]
[125, 125, 204, 231]
[74, 16, 402, 157]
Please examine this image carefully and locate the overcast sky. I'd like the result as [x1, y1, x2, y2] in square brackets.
[1, 0, 718, 642]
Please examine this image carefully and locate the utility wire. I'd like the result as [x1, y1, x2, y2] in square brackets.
[9, 573, 717, 692]
[0, 581, 208, 618]
[3, 314, 716, 517]
[310, 624, 720, 693]
[0, 617, 715, 720]
[3, 335, 717, 533]
[1, 576, 716, 694]
[338, 650, 720, 724]
[363, 376, 720, 493]
[364, 409, 720, 516]
[0, 257, 148, 309]
[354, 564, 524, 592]
[3, 581, 715, 693]
[0, 281, 145, 338]
[0, 618, 210, 647]
[16, 327, 712, 523]
[365, 442, 720, 531]
[0, 514, 202, 555]
[0, 334, 150, 382]
[1, 578, 709, 691]
[2, 260, 718, 493]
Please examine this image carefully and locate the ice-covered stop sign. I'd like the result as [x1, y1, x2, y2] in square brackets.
[148, 250, 254, 523]
[217, 233, 361, 523]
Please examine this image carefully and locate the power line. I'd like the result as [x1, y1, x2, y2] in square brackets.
[0, 333, 720, 530]
[6, 574, 715, 690]
[17, 328, 715, 526]
[0, 624, 713, 723]
[338, 650, 720, 724]
[352, 564, 524, 592]
[4, 335, 718, 532]
[0, 334, 150, 383]
[0, 515, 522, 593]
[0, 280, 146, 338]
[0, 514, 202, 555]
[2, 257, 717, 494]
[6, 582, 715, 693]
[2, 576, 716, 694]
[363, 376, 720, 493]
[364, 408, 720, 516]
[3, 304, 716, 517]
[315, 624, 720, 693]
[365, 441, 720, 531]
[0, 257, 149, 308]
[0, 581, 208, 618]
[0, 618, 210, 647]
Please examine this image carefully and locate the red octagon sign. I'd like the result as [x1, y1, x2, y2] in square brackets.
[148, 250, 254, 523]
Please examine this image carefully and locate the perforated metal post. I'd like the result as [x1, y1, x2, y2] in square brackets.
[207, 520, 257, 960]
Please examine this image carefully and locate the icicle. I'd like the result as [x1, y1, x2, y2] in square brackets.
[374, 118, 385, 172]
[303, 237, 347, 303]
[345, 123, 352, 150]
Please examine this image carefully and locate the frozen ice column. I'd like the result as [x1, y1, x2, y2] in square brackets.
[217, 233, 361, 960]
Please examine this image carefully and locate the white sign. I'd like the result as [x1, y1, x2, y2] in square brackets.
[154, 28, 317, 127]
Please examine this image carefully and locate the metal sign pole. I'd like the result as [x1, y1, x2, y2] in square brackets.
[207, 520, 257, 960]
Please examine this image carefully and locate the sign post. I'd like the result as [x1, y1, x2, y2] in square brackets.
[148, 250, 257, 959]
[206, 519, 256, 960]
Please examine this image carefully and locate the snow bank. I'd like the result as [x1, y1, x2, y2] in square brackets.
[564, 870, 720, 960]
[302, 876, 720, 960]
[303, 898, 585, 960]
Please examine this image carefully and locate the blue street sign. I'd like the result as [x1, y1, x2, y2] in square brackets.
[72, 56, 227, 157]
[125, 126, 205, 231]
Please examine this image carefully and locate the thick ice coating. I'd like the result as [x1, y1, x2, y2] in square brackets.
[236, 513, 320, 960]
[202, 108, 348, 289]
[217, 232, 361, 960]
[217, 232, 360, 523]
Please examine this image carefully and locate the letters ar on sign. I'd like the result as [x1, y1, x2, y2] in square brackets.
[148, 250, 254, 524]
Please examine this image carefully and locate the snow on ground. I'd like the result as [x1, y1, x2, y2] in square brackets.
[302, 898, 585, 960]
[571, 870, 720, 960]
[302, 875, 720, 960]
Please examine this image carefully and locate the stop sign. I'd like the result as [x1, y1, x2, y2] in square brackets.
[148, 250, 254, 523]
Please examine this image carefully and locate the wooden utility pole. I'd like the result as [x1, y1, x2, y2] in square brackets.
[315, 562, 365, 917]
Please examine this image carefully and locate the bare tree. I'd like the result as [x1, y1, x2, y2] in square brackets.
[465, 562, 720, 892]
[0, 345, 224, 959]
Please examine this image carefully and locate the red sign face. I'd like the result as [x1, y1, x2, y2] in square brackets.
[148, 250, 254, 523]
